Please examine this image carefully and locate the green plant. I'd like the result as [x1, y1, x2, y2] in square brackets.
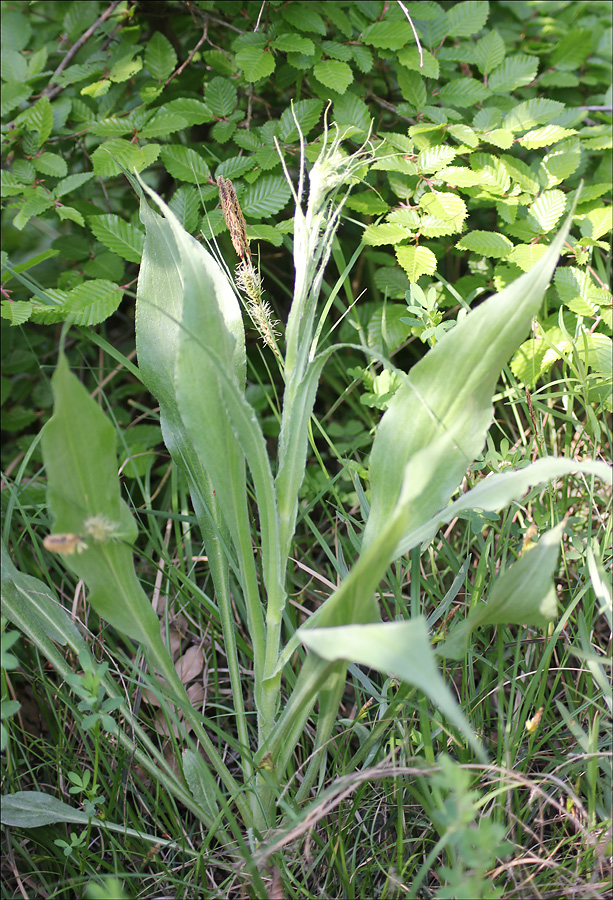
[3, 116, 609, 863]
[2, 2, 611, 895]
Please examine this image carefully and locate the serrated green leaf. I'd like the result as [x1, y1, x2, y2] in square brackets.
[313, 60, 353, 94]
[345, 193, 390, 215]
[387, 208, 421, 229]
[281, 5, 326, 34]
[27, 96, 53, 148]
[1, 301, 32, 325]
[211, 120, 237, 144]
[397, 69, 427, 108]
[507, 243, 547, 271]
[205, 77, 237, 117]
[417, 145, 456, 173]
[215, 156, 254, 180]
[419, 192, 467, 231]
[241, 175, 291, 218]
[1, 48, 28, 82]
[272, 34, 315, 54]
[278, 99, 323, 142]
[245, 224, 284, 247]
[528, 190, 566, 233]
[201, 208, 226, 240]
[374, 267, 410, 300]
[89, 116, 133, 137]
[519, 125, 577, 150]
[503, 98, 565, 132]
[448, 124, 479, 148]
[439, 77, 490, 108]
[110, 55, 143, 83]
[332, 92, 370, 136]
[139, 113, 189, 138]
[80, 78, 111, 98]
[470, 152, 511, 195]
[489, 54, 538, 93]
[54, 173, 94, 198]
[472, 107, 502, 130]
[550, 28, 594, 70]
[1, 170, 25, 198]
[474, 29, 505, 74]
[482, 128, 514, 149]
[456, 231, 513, 258]
[89, 215, 144, 263]
[446, 0, 489, 37]
[13, 190, 54, 230]
[499, 155, 539, 193]
[235, 47, 275, 83]
[33, 152, 67, 177]
[12, 160, 36, 184]
[145, 31, 177, 82]
[363, 224, 412, 246]
[253, 145, 280, 171]
[414, 13, 449, 48]
[539, 139, 581, 188]
[555, 266, 603, 310]
[91, 140, 160, 176]
[157, 99, 213, 126]
[397, 47, 439, 78]
[511, 327, 569, 387]
[160, 146, 210, 184]
[1, 82, 31, 116]
[351, 44, 373, 73]
[437, 166, 484, 188]
[321, 40, 352, 62]
[395, 245, 437, 281]
[362, 19, 415, 50]
[60, 280, 123, 326]
[578, 207, 613, 242]
[56, 206, 85, 226]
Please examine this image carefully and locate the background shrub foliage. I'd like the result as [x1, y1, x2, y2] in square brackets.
[2, 0, 611, 411]
[1, 0, 612, 896]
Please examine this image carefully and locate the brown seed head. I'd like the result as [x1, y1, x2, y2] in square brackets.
[217, 176, 250, 260]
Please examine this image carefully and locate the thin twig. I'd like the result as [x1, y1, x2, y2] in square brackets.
[396, 0, 424, 68]
[164, 23, 208, 88]
[42, 0, 122, 99]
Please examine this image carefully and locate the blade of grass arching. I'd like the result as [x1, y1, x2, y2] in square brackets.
[363, 201, 581, 554]
[436, 520, 567, 661]
[40, 355, 249, 826]
[1, 543, 231, 837]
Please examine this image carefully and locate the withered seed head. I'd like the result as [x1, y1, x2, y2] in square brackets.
[217, 176, 250, 260]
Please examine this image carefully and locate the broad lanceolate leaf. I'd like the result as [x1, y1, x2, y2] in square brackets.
[363, 201, 579, 554]
[437, 521, 566, 660]
[394, 457, 611, 560]
[299, 618, 486, 761]
[41, 354, 161, 647]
